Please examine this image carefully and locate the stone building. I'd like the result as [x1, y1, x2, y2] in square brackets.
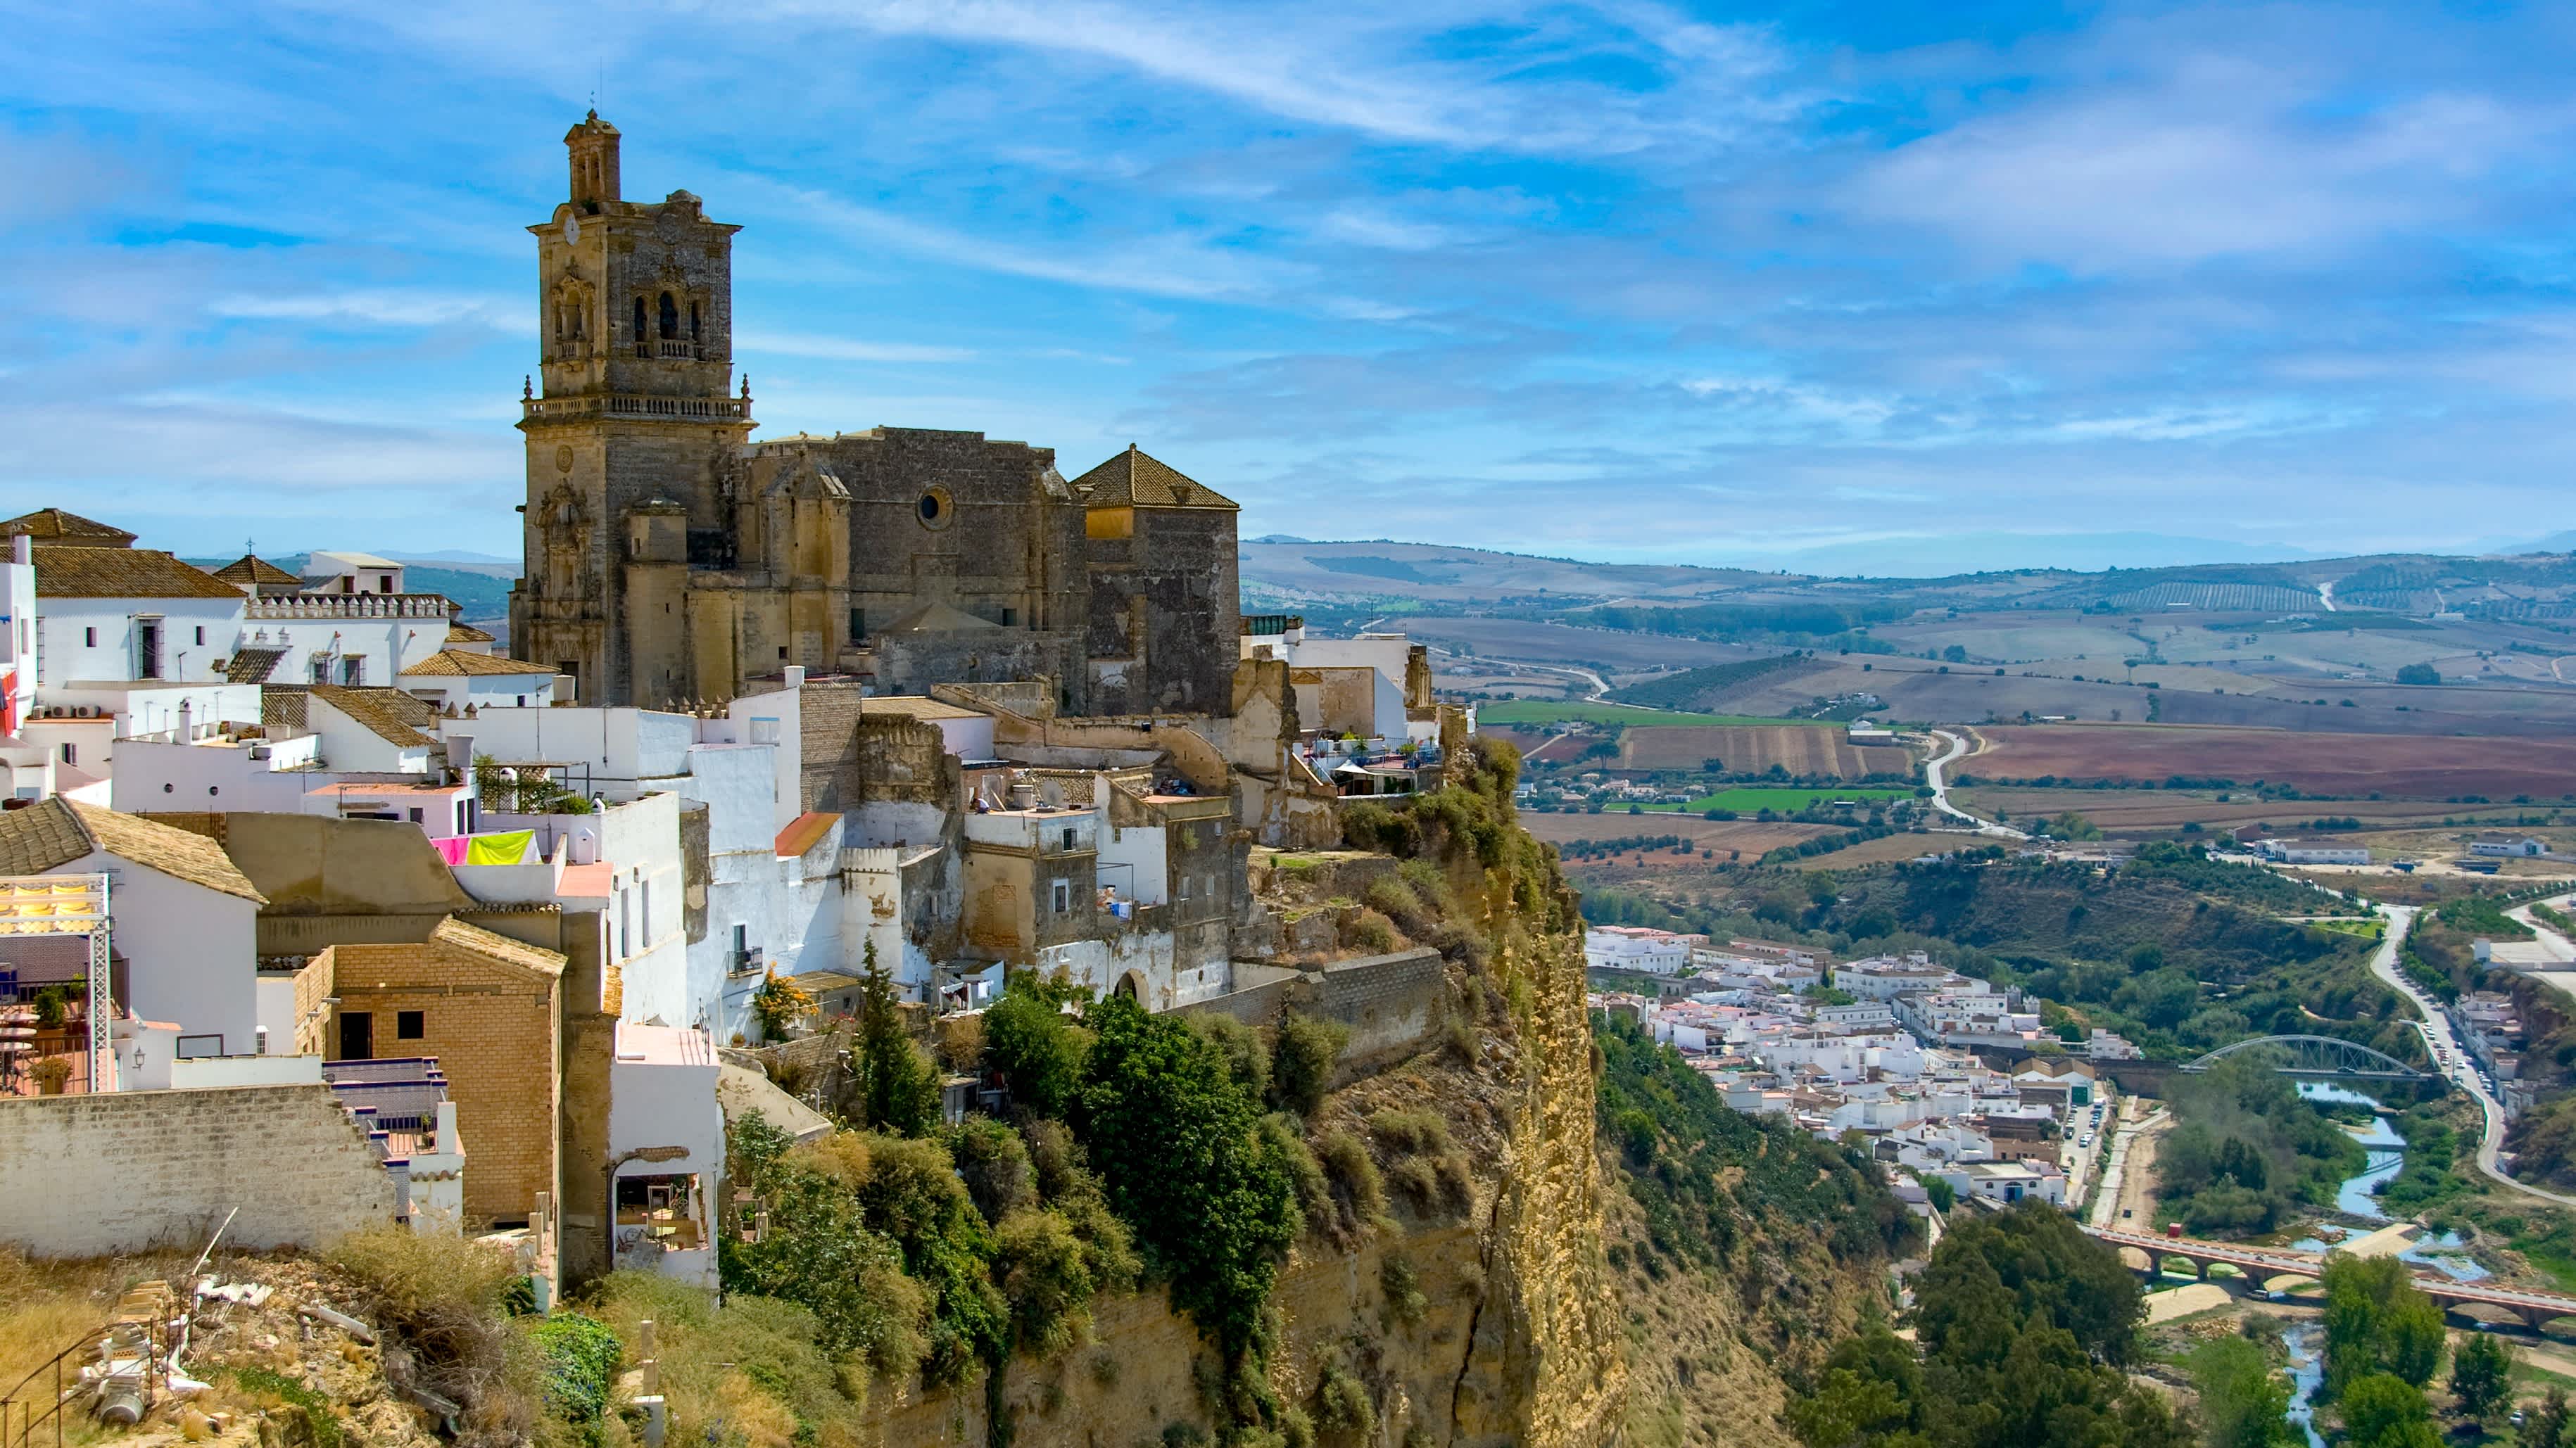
[508, 114, 1238, 713]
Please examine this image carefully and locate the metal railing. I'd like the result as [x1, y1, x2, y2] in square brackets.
[0, 1316, 164, 1447]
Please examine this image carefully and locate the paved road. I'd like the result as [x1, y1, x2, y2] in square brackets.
[2363, 905, 2576, 1209]
[1924, 730, 2028, 840]
[2087, 1102, 2168, 1229]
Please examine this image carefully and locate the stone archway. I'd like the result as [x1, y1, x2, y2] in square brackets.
[1114, 970, 1147, 1005]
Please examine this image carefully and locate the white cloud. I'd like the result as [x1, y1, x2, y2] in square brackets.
[207, 290, 525, 332]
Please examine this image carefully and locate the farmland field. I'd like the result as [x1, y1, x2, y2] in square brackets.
[1617, 725, 1913, 778]
[1476, 699, 1824, 728]
[1634, 785, 1914, 814]
[1950, 787, 2508, 832]
[1969, 724, 2576, 799]
[1518, 811, 1838, 856]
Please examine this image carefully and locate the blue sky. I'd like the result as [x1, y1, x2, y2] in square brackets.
[4, 1, 2574, 573]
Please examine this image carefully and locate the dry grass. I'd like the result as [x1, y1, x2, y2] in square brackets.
[1974, 723, 2576, 801]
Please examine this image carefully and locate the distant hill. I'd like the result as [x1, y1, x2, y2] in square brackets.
[181, 554, 514, 622]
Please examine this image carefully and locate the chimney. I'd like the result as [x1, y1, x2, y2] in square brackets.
[9, 535, 27, 566]
[564, 111, 621, 210]
[783, 664, 807, 690]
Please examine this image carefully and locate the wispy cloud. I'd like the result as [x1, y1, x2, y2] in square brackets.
[735, 331, 975, 363]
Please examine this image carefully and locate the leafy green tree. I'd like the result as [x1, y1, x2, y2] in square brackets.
[1916, 1205, 2144, 1366]
[984, 977, 1091, 1119]
[715, 1112, 928, 1377]
[2446, 1328, 2511, 1423]
[854, 1131, 1006, 1385]
[2186, 1336, 2295, 1448]
[852, 938, 941, 1136]
[1921, 1176, 1955, 1214]
[1788, 1327, 1923, 1448]
[2337, 1373, 2439, 1448]
[1075, 994, 1299, 1357]
[2322, 1255, 2446, 1396]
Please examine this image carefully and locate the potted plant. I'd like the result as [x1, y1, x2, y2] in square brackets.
[32, 1058, 71, 1095]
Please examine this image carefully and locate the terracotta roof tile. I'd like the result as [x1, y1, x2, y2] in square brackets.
[1067, 445, 1238, 510]
[32, 547, 245, 600]
[0, 798, 265, 903]
[446, 622, 495, 644]
[1, 509, 137, 547]
[303, 685, 438, 748]
[400, 649, 555, 678]
[429, 915, 564, 979]
[211, 554, 301, 587]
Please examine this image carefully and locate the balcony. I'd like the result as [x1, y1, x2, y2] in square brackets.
[521, 393, 750, 424]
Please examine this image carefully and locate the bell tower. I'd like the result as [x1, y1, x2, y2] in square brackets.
[509, 115, 755, 706]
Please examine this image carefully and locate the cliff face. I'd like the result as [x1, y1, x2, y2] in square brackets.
[861, 768, 1627, 1447]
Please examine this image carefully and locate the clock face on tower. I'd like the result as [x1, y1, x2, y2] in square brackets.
[562, 214, 580, 246]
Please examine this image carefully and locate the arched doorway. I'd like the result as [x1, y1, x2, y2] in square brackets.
[1114, 971, 1146, 1005]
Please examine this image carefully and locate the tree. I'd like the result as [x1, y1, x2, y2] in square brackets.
[2447, 1328, 2511, 1423]
[749, 969, 812, 1041]
[983, 977, 1091, 1119]
[1921, 1175, 1955, 1214]
[1075, 994, 1299, 1357]
[2187, 1336, 2295, 1448]
[2337, 1372, 2439, 1448]
[2323, 1254, 2446, 1395]
[2394, 663, 2439, 686]
[2527, 1385, 2570, 1448]
[853, 938, 941, 1136]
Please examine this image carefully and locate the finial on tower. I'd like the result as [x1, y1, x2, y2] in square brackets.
[524, 375, 533, 400]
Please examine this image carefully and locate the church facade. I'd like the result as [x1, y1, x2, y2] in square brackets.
[509, 115, 1240, 716]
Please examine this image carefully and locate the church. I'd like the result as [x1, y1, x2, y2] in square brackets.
[508, 114, 1241, 716]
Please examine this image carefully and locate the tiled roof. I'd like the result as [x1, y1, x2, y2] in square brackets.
[1067, 445, 1238, 510]
[0, 509, 137, 547]
[32, 547, 244, 600]
[429, 915, 565, 979]
[774, 811, 838, 859]
[400, 649, 555, 678]
[225, 647, 287, 684]
[212, 554, 301, 587]
[305, 685, 438, 748]
[0, 798, 267, 903]
[446, 621, 495, 644]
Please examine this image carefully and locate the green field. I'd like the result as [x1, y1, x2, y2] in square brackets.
[1477, 700, 1826, 729]
[1628, 786, 1914, 813]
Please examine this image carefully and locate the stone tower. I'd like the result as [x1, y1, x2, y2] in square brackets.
[510, 112, 755, 706]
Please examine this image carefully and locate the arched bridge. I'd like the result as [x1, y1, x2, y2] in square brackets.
[2087, 1227, 2576, 1329]
[2180, 1034, 2435, 1083]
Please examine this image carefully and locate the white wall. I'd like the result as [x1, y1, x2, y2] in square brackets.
[74, 850, 260, 1055]
[725, 681, 804, 833]
[600, 792, 688, 1027]
[111, 735, 327, 814]
[34, 596, 246, 688]
[453, 706, 697, 799]
[607, 1024, 726, 1288]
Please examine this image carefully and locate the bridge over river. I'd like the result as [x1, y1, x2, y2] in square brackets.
[2083, 1226, 2576, 1328]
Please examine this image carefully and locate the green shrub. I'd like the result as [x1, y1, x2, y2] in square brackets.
[719, 1119, 930, 1380]
[1315, 1130, 1386, 1247]
[1192, 1012, 1272, 1104]
[1314, 1360, 1377, 1435]
[1379, 1255, 1427, 1328]
[588, 1271, 867, 1448]
[530, 1313, 621, 1435]
[1264, 1114, 1330, 1236]
[950, 1115, 1035, 1226]
[986, 981, 1092, 1119]
[1268, 1014, 1348, 1117]
[1367, 1110, 1450, 1156]
[854, 1133, 1005, 1385]
[1348, 910, 1399, 954]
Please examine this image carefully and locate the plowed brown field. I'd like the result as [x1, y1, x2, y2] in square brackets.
[1618, 726, 1912, 778]
[1973, 724, 2576, 799]
[1520, 811, 1838, 857]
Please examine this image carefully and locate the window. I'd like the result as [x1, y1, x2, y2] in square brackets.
[341, 656, 364, 685]
[689, 300, 702, 341]
[396, 1010, 424, 1041]
[659, 291, 679, 340]
[1061, 827, 1077, 851]
[135, 618, 160, 679]
[1051, 880, 1071, 915]
[848, 607, 864, 639]
[377, 575, 393, 594]
[310, 656, 331, 685]
[59, 743, 75, 765]
[1000, 606, 1016, 627]
[194, 626, 206, 646]
[778, 645, 788, 661]
[83, 627, 96, 648]
[408, 806, 424, 823]
[336, 1011, 374, 1061]
[633, 296, 647, 344]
